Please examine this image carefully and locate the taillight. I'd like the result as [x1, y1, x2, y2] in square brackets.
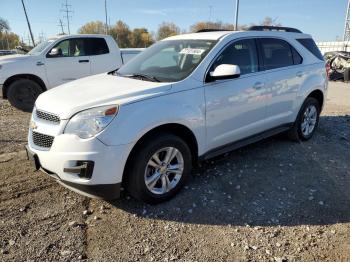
[325, 63, 330, 78]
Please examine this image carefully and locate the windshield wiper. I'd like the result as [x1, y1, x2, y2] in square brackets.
[124, 73, 161, 82]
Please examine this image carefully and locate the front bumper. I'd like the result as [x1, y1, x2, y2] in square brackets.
[26, 134, 133, 199]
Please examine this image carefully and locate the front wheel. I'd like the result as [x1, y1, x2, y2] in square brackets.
[7, 79, 43, 112]
[126, 134, 192, 204]
[288, 97, 320, 141]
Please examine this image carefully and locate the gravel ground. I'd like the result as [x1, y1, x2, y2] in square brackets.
[0, 82, 349, 261]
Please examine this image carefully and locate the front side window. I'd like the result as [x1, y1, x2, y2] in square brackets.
[210, 39, 259, 76]
[53, 39, 70, 57]
[117, 39, 217, 82]
[48, 38, 87, 57]
[259, 38, 294, 70]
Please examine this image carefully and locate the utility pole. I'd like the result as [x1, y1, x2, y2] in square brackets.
[21, 0, 35, 46]
[58, 19, 65, 35]
[61, 0, 73, 34]
[209, 5, 213, 22]
[234, 0, 240, 31]
[344, 0, 350, 41]
[38, 30, 45, 43]
[104, 0, 108, 34]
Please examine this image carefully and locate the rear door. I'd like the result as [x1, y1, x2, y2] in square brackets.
[87, 37, 118, 74]
[45, 38, 91, 87]
[258, 38, 304, 127]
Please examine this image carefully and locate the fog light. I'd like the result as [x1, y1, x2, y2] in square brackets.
[63, 161, 94, 179]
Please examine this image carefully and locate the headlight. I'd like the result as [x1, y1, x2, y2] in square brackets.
[64, 105, 119, 139]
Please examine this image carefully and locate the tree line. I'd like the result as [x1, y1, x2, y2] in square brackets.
[0, 18, 20, 50]
[0, 16, 280, 50]
[78, 17, 280, 48]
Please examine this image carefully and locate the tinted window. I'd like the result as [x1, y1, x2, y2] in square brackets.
[211, 39, 259, 75]
[86, 38, 109, 55]
[291, 46, 303, 65]
[297, 38, 324, 61]
[260, 38, 294, 70]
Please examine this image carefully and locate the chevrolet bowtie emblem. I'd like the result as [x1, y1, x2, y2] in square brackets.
[30, 121, 38, 130]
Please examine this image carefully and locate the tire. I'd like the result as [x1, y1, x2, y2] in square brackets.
[7, 79, 43, 112]
[288, 97, 320, 141]
[126, 134, 192, 204]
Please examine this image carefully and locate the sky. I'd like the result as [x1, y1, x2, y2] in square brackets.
[0, 0, 347, 44]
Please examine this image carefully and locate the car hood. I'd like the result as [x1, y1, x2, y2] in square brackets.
[35, 73, 172, 119]
[0, 54, 32, 63]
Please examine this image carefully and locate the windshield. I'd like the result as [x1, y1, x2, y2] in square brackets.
[28, 39, 56, 55]
[117, 39, 217, 82]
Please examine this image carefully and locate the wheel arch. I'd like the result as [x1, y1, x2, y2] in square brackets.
[2, 74, 47, 99]
[122, 123, 199, 185]
[307, 89, 324, 110]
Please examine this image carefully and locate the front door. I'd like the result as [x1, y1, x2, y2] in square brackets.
[204, 39, 268, 150]
[45, 38, 91, 87]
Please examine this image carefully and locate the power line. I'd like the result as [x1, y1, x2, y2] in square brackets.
[21, 0, 35, 46]
[61, 0, 73, 34]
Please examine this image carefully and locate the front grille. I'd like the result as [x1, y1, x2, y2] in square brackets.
[32, 131, 54, 148]
[36, 110, 60, 124]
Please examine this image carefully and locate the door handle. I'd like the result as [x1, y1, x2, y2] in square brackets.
[36, 61, 44, 66]
[79, 59, 89, 63]
[253, 82, 264, 90]
[296, 71, 303, 77]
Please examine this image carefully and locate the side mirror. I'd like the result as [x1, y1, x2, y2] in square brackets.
[47, 48, 60, 57]
[210, 64, 241, 80]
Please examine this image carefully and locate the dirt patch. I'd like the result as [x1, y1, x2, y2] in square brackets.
[0, 83, 349, 261]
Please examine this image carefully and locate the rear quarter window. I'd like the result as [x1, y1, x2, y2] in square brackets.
[297, 38, 324, 61]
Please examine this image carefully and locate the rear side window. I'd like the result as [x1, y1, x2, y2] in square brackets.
[259, 38, 294, 70]
[297, 38, 324, 61]
[291, 47, 303, 65]
[86, 38, 109, 55]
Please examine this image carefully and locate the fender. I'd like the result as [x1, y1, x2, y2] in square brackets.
[97, 87, 207, 155]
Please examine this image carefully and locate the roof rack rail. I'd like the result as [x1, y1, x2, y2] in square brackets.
[248, 26, 302, 33]
[196, 29, 232, 33]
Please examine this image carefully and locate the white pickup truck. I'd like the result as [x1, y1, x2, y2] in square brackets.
[0, 34, 142, 111]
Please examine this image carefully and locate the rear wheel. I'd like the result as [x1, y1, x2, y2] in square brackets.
[288, 97, 320, 141]
[7, 79, 43, 112]
[126, 134, 192, 204]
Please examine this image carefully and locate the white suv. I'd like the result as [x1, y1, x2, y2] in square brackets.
[26, 26, 327, 204]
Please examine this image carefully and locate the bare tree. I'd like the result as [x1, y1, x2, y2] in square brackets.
[156, 22, 180, 40]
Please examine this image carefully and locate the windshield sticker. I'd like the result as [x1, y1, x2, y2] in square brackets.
[180, 48, 206, 55]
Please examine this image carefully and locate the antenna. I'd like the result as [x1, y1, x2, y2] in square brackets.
[58, 19, 65, 34]
[344, 0, 350, 41]
[61, 0, 73, 34]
